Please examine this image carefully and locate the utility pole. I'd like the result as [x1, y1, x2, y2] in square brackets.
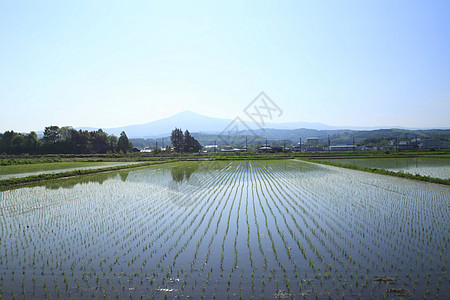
[162, 138, 164, 149]
[328, 135, 330, 152]
[214, 140, 216, 153]
[246, 136, 248, 152]
[352, 137, 355, 152]
[299, 137, 302, 152]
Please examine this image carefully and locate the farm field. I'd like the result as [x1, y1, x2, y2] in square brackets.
[0, 160, 448, 299]
[322, 157, 450, 180]
[0, 161, 142, 180]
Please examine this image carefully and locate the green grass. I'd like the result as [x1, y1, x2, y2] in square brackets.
[0, 162, 114, 176]
[0, 157, 62, 165]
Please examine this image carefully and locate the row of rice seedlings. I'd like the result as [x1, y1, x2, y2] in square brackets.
[121, 165, 233, 295]
[258, 164, 330, 295]
[270, 166, 359, 269]
[174, 169, 236, 275]
[290, 165, 407, 294]
[1, 171, 197, 298]
[281, 169, 377, 297]
[175, 163, 442, 298]
[264, 163, 329, 297]
[140, 164, 234, 294]
[244, 172, 255, 272]
[249, 163, 287, 295]
[218, 165, 248, 298]
[257, 160, 446, 298]
[186, 162, 256, 298]
[250, 165, 290, 296]
[294, 161, 449, 298]
[72, 180, 185, 295]
[218, 165, 243, 277]
[260, 162, 343, 295]
[157, 162, 242, 297]
[181, 166, 234, 273]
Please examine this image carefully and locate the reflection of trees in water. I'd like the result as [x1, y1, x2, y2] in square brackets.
[168, 161, 227, 208]
[170, 164, 200, 182]
[43, 170, 131, 190]
[168, 164, 201, 208]
[119, 172, 129, 182]
[35, 160, 322, 192]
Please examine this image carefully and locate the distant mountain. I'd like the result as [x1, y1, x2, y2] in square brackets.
[131, 128, 450, 149]
[101, 111, 231, 138]
[69, 110, 449, 140]
[98, 111, 334, 138]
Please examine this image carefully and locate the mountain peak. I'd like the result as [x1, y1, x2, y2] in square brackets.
[100, 111, 332, 138]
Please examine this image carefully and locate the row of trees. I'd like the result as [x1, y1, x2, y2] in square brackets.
[170, 128, 202, 153]
[1, 126, 201, 155]
[0, 126, 133, 155]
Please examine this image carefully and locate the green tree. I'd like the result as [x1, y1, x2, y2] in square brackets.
[43, 126, 61, 144]
[118, 131, 132, 153]
[91, 129, 109, 154]
[11, 134, 26, 154]
[24, 131, 40, 154]
[153, 146, 161, 154]
[171, 128, 184, 153]
[183, 130, 202, 153]
[72, 130, 91, 153]
[1, 131, 15, 154]
[59, 126, 75, 153]
[170, 128, 202, 153]
[43, 126, 61, 153]
[107, 135, 118, 152]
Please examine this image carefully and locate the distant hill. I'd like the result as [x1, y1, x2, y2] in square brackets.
[101, 110, 450, 147]
[103, 111, 232, 138]
[59, 110, 449, 147]
[96, 111, 334, 138]
[131, 128, 450, 148]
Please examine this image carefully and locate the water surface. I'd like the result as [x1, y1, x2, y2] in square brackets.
[326, 157, 450, 179]
[0, 160, 448, 299]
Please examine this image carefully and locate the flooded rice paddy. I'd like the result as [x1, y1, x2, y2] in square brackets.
[0, 160, 448, 299]
[325, 157, 450, 179]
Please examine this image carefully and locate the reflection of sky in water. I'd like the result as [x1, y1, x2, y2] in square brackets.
[1, 160, 448, 299]
[328, 158, 450, 179]
[31, 160, 331, 209]
[0, 162, 141, 180]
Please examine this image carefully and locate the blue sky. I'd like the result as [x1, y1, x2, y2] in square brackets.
[1, 0, 449, 132]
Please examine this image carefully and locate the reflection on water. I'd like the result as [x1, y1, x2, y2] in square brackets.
[3, 160, 329, 193]
[170, 164, 200, 182]
[328, 157, 450, 179]
[43, 170, 131, 190]
[170, 161, 226, 182]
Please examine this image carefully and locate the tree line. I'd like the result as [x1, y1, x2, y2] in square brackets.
[0, 126, 133, 155]
[170, 128, 202, 153]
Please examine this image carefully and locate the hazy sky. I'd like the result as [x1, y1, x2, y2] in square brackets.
[1, 0, 449, 132]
